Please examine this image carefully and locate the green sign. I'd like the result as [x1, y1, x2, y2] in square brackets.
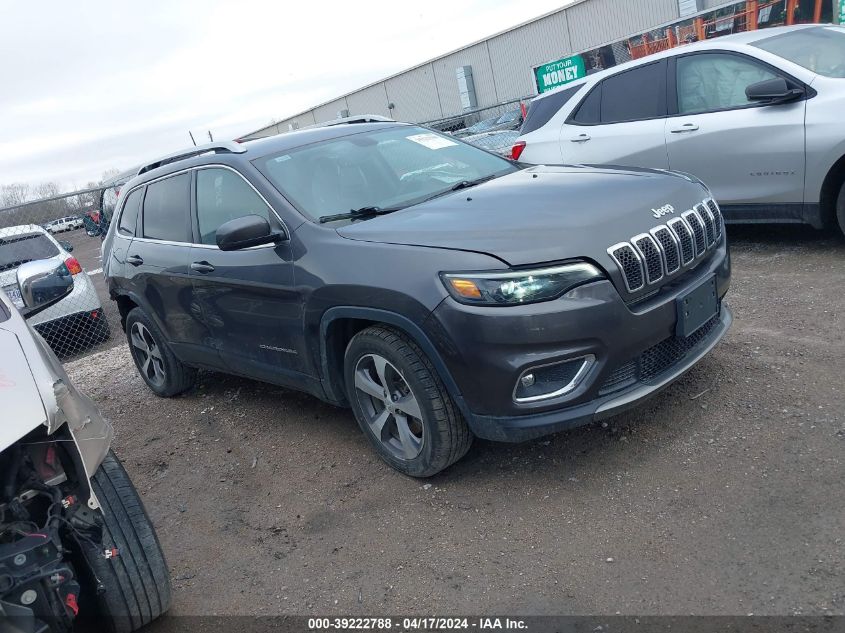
[839, 0, 845, 24]
[534, 55, 586, 94]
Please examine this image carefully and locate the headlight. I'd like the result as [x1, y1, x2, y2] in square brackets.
[440, 262, 604, 306]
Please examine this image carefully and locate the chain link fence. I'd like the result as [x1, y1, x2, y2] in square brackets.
[424, 98, 527, 159]
[0, 175, 128, 359]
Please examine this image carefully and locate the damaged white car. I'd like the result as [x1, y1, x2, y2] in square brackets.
[0, 258, 169, 632]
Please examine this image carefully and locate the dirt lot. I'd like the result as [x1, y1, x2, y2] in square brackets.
[64, 225, 844, 616]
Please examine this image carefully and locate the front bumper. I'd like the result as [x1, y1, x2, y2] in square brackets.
[465, 305, 731, 441]
[425, 241, 731, 442]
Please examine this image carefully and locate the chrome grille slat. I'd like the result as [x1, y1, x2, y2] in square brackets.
[651, 225, 681, 275]
[682, 209, 707, 257]
[696, 203, 716, 247]
[608, 243, 645, 292]
[706, 198, 723, 239]
[632, 233, 663, 285]
[667, 217, 695, 265]
[609, 198, 723, 295]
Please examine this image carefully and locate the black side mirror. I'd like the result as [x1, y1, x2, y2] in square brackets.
[59, 241, 74, 252]
[746, 78, 804, 105]
[216, 215, 285, 251]
[16, 259, 75, 319]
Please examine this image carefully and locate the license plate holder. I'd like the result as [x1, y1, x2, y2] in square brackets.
[676, 275, 718, 338]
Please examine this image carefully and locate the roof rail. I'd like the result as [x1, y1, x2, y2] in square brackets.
[312, 114, 394, 129]
[137, 141, 247, 176]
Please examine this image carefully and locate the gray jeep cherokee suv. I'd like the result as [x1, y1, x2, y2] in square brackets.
[103, 122, 731, 477]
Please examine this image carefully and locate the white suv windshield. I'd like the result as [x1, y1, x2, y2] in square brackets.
[753, 26, 845, 78]
[254, 126, 515, 222]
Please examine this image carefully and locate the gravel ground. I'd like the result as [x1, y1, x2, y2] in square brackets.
[64, 225, 844, 616]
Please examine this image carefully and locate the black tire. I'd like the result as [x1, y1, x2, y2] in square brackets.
[125, 307, 196, 397]
[84, 451, 171, 633]
[344, 325, 472, 477]
[837, 181, 845, 237]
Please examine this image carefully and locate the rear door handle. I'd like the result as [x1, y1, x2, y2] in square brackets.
[570, 133, 591, 143]
[191, 261, 215, 274]
[126, 255, 143, 267]
[670, 123, 699, 133]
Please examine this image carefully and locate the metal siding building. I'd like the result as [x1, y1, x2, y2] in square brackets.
[239, 0, 745, 139]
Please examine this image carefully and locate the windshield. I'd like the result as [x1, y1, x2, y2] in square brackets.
[0, 232, 59, 273]
[753, 26, 845, 78]
[254, 125, 516, 222]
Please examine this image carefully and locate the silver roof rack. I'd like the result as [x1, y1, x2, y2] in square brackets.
[137, 141, 247, 176]
[306, 115, 394, 130]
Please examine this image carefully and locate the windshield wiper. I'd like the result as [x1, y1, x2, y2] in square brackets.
[449, 174, 498, 192]
[318, 206, 402, 224]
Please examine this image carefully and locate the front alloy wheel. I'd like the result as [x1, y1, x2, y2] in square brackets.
[344, 325, 473, 477]
[354, 353, 425, 460]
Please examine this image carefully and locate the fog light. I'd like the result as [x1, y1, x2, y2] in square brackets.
[520, 374, 535, 388]
[513, 355, 594, 403]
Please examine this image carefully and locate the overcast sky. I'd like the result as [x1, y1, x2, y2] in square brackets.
[0, 0, 569, 192]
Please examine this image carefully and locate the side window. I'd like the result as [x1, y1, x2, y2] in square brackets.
[117, 188, 143, 236]
[599, 61, 667, 124]
[195, 168, 273, 245]
[142, 173, 191, 242]
[676, 53, 779, 115]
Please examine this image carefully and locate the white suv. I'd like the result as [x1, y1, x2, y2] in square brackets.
[44, 215, 84, 233]
[515, 25, 845, 234]
[0, 224, 108, 352]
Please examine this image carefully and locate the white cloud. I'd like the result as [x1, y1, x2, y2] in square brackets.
[0, 0, 568, 190]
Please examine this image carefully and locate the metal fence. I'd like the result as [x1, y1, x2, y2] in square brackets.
[424, 98, 528, 159]
[0, 180, 125, 359]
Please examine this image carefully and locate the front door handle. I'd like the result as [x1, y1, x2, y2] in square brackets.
[126, 255, 143, 267]
[670, 123, 699, 133]
[191, 261, 215, 274]
[570, 133, 591, 143]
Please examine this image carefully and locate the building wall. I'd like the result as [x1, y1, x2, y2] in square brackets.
[566, 0, 680, 51]
[385, 64, 442, 122]
[243, 0, 744, 138]
[487, 10, 572, 102]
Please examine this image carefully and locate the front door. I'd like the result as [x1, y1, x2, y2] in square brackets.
[665, 51, 806, 207]
[188, 166, 305, 386]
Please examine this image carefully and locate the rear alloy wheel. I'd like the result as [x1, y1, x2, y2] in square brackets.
[125, 308, 196, 397]
[344, 326, 472, 477]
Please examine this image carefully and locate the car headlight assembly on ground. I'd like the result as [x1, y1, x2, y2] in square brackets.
[440, 262, 605, 305]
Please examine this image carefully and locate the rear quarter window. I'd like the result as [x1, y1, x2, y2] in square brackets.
[521, 84, 583, 134]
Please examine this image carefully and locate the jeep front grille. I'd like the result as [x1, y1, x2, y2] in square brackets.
[607, 198, 723, 294]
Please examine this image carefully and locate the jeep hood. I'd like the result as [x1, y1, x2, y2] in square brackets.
[336, 165, 708, 267]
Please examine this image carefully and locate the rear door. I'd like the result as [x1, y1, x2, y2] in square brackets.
[125, 171, 216, 366]
[664, 51, 806, 207]
[560, 60, 670, 169]
[187, 166, 305, 385]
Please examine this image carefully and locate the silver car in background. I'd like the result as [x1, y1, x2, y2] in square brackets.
[516, 25, 845, 235]
[0, 224, 108, 353]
